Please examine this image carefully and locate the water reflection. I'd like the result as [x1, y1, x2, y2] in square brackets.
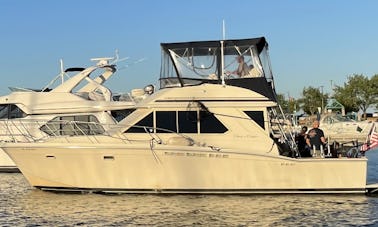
[8, 189, 377, 226]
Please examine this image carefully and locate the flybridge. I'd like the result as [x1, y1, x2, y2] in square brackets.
[159, 37, 277, 101]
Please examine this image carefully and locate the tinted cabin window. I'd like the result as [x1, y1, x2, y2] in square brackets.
[40, 115, 104, 136]
[125, 110, 226, 134]
[178, 111, 198, 133]
[0, 105, 9, 119]
[0, 104, 26, 119]
[244, 111, 265, 129]
[156, 111, 176, 133]
[125, 112, 153, 133]
[111, 109, 135, 122]
[199, 111, 227, 133]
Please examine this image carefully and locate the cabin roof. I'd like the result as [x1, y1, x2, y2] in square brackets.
[161, 37, 267, 55]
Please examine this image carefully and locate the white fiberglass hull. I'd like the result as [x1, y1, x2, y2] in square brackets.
[3, 143, 367, 194]
[0, 148, 17, 172]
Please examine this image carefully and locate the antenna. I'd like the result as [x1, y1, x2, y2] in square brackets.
[109, 49, 146, 72]
[41, 59, 70, 91]
[117, 57, 147, 71]
[222, 19, 226, 40]
[110, 49, 130, 65]
[221, 20, 226, 86]
[60, 59, 64, 84]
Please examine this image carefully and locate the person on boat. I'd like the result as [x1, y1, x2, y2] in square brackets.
[295, 126, 311, 157]
[229, 55, 250, 77]
[306, 120, 326, 157]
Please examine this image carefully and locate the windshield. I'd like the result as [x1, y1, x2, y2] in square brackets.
[159, 38, 271, 88]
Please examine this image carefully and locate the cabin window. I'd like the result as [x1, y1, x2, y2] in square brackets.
[155, 111, 199, 133]
[199, 111, 228, 133]
[125, 112, 153, 133]
[125, 110, 227, 134]
[178, 111, 198, 133]
[111, 109, 135, 122]
[156, 111, 176, 133]
[74, 115, 104, 135]
[40, 115, 104, 136]
[0, 104, 27, 119]
[244, 111, 265, 129]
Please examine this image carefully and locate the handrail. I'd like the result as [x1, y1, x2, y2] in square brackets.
[0, 119, 197, 146]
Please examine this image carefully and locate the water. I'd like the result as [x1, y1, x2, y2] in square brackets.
[1, 152, 378, 226]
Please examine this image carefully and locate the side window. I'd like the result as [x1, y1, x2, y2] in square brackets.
[0, 104, 9, 119]
[156, 111, 176, 133]
[0, 104, 26, 119]
[9, 104, 26, 119]
[125, 112, 153, 133]
[40, 115, 104, 136]
[74, 115, 103, 135]
[199, 111, 228, 133]
[61, 116, 76, 136]
[123, 110, 227, 134]
[178, 111, 197, 133]
[111, 109, 135, 122]
[40, 118, 61, 136]
[244, 111, 265, 129]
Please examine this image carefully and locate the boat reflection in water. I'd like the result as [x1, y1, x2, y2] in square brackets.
[5, 174, 378, 226]
[2, 37, 378, 194]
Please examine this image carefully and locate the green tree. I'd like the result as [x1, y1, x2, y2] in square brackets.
[276, 93, 299, 114]
[372, 74, 378, 109]
[298, 86, 328, 115]
[333, 74, 378, 119]
[276, 93, 289, 113]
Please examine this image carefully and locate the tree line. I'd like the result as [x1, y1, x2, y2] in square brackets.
[278, 74, 378, 119]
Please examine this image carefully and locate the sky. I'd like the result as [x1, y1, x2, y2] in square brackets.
[1, 0, 378, 98]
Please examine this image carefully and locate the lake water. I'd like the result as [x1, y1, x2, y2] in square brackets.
[1, 151, 378, 226]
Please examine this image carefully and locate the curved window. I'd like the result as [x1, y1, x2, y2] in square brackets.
[40, 115, 104, 136]
[0, 104, 27, 119]
[111, 109, 135, 122]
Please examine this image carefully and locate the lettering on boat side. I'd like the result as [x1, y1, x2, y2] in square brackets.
[209, 153, 229, 158]
[164, 152, 229, 159]
[280, 162, 295, 166]
[21, 148, 35, 150]
[234, 135, 256, 139]
[164, 152, 185, 156]
[186, 153, 207, 158]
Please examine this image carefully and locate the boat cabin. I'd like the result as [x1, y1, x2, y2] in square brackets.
[111, 38, 297, 156]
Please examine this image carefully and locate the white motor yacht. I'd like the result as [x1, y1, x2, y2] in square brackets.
[2, 37, 377, 194]
[0, 58, 142, 172]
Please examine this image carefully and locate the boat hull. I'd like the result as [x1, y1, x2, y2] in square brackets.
[2, 143, 367, 194]
[0, 148, 18, 172]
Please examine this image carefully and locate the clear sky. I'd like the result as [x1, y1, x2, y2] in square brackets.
[1, 0, 378, 98]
